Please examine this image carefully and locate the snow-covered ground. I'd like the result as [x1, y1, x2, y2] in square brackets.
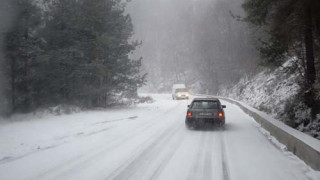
[0, 94, 319, 180]
[219, 61, 299, 118]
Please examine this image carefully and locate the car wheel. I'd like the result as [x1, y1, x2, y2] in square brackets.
[219, 123, 225, 130]
[185, 122, 195, 130]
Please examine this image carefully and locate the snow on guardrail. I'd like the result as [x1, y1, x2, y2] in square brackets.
[214, 96, 320, 171]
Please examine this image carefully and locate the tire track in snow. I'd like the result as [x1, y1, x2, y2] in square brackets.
[148, 125, 188, 180]
[32, 102, 185, 180]
[187, 132, 207, 180]
[220, 129, 230, 180]
[33, 119, 157, 180]
[1, 104, 179, 167]
[203, 131, 214, 180]
[105, 119, 183, 180]
[187, 130, 219, 180]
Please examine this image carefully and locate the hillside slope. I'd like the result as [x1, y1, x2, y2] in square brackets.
[219, 60, 320, 140]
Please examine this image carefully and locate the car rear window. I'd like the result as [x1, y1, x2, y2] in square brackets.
[175, 88, 188, 93]
[191, 101, 219, 109]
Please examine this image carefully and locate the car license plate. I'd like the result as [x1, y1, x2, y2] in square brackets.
[200, 112, 212, 116]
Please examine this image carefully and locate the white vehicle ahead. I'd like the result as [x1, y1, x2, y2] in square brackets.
[172, 84, 189, 100]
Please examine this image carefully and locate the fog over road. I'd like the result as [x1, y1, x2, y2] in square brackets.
[0, 94, 318, 180]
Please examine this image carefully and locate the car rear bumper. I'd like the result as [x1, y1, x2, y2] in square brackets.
[186, 117, 225, 126]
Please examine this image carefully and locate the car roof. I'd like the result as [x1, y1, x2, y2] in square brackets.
[192, 98, 219, 101]
[172, 84, 186, 88]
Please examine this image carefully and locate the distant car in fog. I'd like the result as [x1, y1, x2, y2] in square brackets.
[185, 98, 226, 129]
[172, 84, 189, 100]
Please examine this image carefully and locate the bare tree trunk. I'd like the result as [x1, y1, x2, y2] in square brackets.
[304, 4, 317, 119]
[304, 5, 316, 86]
[11, 57, 16, 112]
[0, 0, 16, 115]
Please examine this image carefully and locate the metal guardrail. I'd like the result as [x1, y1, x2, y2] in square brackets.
[216, 96, 320, 171]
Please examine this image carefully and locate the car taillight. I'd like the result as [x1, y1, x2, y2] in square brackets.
[218, 112, 223, 117]
[187, 112, 192, 117]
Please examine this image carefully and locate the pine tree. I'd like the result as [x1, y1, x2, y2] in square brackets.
[5, 0, 42, 112]
[39, 0, 145, 108]
[5, 0, 146, 112]
[242, 0, 320, 117]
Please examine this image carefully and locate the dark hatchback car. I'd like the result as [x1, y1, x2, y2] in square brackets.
[185, 98, 226, 129]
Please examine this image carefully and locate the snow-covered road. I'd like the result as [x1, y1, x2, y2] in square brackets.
[0, 94, 319, 180]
